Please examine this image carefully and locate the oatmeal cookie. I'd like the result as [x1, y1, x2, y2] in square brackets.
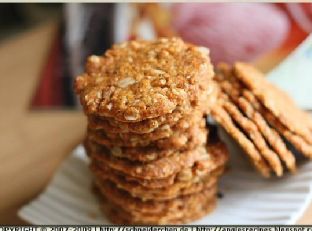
[75, 38, 214, 122]
[91, 163, 224, 201]
[89, 140, 229, 189]
[95, 180, 217, 215]
[222, 97, 283, 176]
[215, 64, 296, 173]
[88, 145, 211, 180]
[87, 119, 207, 150]
[234, 62, 312, 144]
[98, 110, 203, 143]
[88, 83, 217, 134]
[100, 187, 216, 225]
[242, 89, 312, 159]
[211, 97, 271, 177]
[86, 139, 228, 180]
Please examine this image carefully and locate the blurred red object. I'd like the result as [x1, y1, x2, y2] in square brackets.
[286, 3, 312, 33]
[172, 3, 290, 64]
[31, 30, 64, 108]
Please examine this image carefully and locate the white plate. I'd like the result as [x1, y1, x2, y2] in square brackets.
[19, 130, 312, 225]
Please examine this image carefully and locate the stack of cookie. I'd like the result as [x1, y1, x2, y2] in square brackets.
[75, 38, 228, 224]
[212, 62, 312, 177]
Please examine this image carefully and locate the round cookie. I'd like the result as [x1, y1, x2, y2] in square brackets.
[100, 188, 217, 225]
[89, 140, 229, 189]
[86, 139, 228, 180]
[95, 180, 217, 215]
[75, 38, 214, 122]
[88, 81, 219, 134]
[88, 144, 210, 180]
[93, 166, 223, 201]
[87, 119, 207, 150]
[97, 110, 204, 144]
[86, 140, 182, 163]
[88, 108, 185, 134]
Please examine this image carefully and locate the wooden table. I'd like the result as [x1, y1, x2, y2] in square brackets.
[0, 21, 311, 224]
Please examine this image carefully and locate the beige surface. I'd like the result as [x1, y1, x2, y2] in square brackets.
[0, 21, 86, 224]
[0, 21, 311, 224]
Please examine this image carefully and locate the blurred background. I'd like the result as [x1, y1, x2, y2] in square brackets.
[1, 2, 312, 224]
[1, 3, 311, 109]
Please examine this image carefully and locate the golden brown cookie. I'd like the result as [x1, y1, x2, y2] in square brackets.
[101, 189, 216, 225]
[88, 107, 185, 134]
[222, 98, 283, 176]
[93, 167, 221, 201]
[75, 38, 214, 122]
[243, 89, 312, 159]
[237, 97, 296, 172]
[266, 112, 312, 158]
[95, 180, 217, 215]
[92, 110, 205, 146]
[88, 144, 212, 180]
[215, 64, 296, 173]
[86, 140, 178, 163]
[87, 118, 207, 150]
[90, 140, 228, 189]
[234, 62, 312, 144]
[88, 82, 218, 134]
[86, 139, 228, 181]
[211, 99, 271, 177]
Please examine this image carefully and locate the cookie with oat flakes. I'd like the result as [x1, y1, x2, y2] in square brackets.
[216, 65, 297, 172]
[90, 110, 204, 147]
[86, 139, 180, 163]
[75, 37, 214, 122]
[87, 117, 207, 150]
[88, 108, 185, 134]
[95, 180, 217, 215]
[234, 62, 312, 145]
[92, 163, 222, 201]
[215, 64, 296, 174]
[242, 90, 312, 159]
[87, 144, 211, 180]
[98, 184, 217, 225]
[211, 94, 271, 177]
[87, 82, 218, 134]
[237, 96, 296, 173]
[222, 96, 283, 176]
[89, 140, 228, 190]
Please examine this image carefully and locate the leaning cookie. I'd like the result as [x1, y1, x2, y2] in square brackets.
[234, 62, 312, 145]
[237, 96, 296, 173]
[211, 94, 271, 177]
[243, 90, 312, 159]
[215, 67, 295, 174]
[213, 62, 312, 176]
[216, 65, 296, 172]
[222, 96, 283, 176]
